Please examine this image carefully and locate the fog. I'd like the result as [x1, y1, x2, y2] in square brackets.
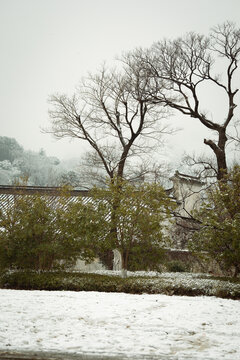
[0, 0, 240, 164]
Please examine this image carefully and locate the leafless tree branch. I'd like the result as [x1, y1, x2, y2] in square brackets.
[128, 22, 240, 180]
[45, 63, 173, 183]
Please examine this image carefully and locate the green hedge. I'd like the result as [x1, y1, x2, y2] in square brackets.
[0, 271, 239, 300]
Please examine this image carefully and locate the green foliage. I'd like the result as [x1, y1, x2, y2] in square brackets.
[0, 178, 176, 273]
[58, 170, 81, 187]
[166, 260, 188, 273]
[56, 194, 108, 264]
[1, 271, 239, 299]
[127, 243, 165, 271]
[189, 166, 240, 276]
[0, 190, 100, 271]
[0, 194, 56, 270]
[91, 178, 176, 271]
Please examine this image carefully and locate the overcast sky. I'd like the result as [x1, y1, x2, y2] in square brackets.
[1, 0, 240, 163]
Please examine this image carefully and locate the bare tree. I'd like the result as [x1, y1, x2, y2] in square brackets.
[47, 64, 170, 183]
[182, 153, 218, 181]
[72, 148, 172, 190]
[129, 22, 240, 180]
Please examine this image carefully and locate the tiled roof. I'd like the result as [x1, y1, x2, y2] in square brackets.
[170, 171, 204, 185]
[0, 185, 91, 213]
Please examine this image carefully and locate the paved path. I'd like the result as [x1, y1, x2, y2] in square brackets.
[0, 350, 174, 360]
[0, 351, 123, 360]
[0, 351, 126, 360]
[0, 350, 194, 360]
[0, 351, 125, 360]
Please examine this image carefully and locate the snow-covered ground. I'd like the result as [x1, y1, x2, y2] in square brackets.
[0, 290, 240, 359]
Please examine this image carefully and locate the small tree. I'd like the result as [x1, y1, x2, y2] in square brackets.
[56, 195, 108, 264]
[0, 194, 59, 270]
[189, 165, 240, 276]
[0, 191, 99, 271]
[92, 178, 176, 275]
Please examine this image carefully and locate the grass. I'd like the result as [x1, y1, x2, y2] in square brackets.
[0, 270, 239, 300]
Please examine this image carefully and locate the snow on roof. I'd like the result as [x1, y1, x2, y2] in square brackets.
[170, 171, 204, 185]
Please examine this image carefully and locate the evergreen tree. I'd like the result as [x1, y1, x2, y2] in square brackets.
[189, 166, 240, 276]
[0, 190, 97, 270]
[91, 178, 176, 275]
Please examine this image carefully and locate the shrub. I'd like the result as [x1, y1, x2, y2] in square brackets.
[166, 260, 188, 273]
[1, 271, 239, 300]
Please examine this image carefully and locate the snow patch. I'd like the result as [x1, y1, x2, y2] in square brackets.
[0, 289, 239, 359]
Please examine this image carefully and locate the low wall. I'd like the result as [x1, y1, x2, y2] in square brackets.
[165, 249, 225, 275]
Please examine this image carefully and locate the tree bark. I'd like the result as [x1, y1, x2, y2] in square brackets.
[121, 250, 129, 278]
[204, 127, 228, 181]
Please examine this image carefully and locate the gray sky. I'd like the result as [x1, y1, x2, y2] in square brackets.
[0, 0, 240, 162]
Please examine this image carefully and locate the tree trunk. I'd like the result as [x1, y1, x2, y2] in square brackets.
[121, 268, 128, 278]
[233, 264, 240, 278]
[121, 250, 129, 278]
[216, 148, 227, 181]
[204, 127, 228, 181]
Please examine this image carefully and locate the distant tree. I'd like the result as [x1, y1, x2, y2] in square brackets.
[58, 170, 82, 187]
[0, 160, 21, 185]
[130, 21, 240, 180]
[0, 136, 24, 162]
[189, 165, 240, 277]
[14, 150, 61, 186]
[0, 136, 62, 186]
[91, 178, 176, 276]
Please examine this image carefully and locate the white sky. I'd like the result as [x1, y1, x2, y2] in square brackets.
[0, 0, 240, 162]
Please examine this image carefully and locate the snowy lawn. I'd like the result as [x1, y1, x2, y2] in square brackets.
[0, 289, 240, 359]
